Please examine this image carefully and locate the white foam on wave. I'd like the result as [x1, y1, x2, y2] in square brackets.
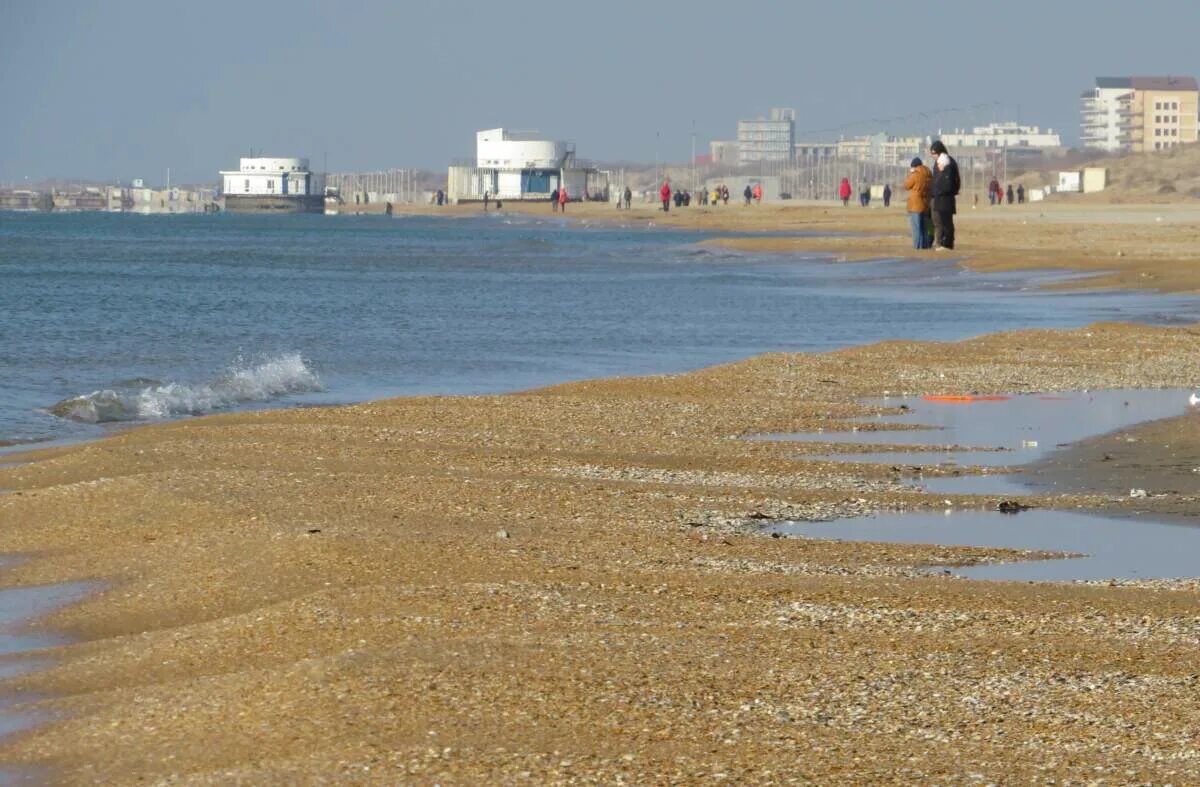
[50, 353, 322, 424]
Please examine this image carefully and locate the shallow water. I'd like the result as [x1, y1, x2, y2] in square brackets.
[763, 389, 1193, 494]
[764, 389, 1200, 581]
[0, 578, 96, 755]
[773, 510, 1200, 582]
[3, 212, 1197, 445]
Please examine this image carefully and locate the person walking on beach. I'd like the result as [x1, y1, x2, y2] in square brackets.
[903, 157, 932, 250]
[838, 177, 852, 206]
[743, 184, 752, 206]
[1017, 183, 1025, 204]
[550, 188, 559, 212]
[929, 140, 961, 250]
[752, 182, 763, 204]
[721, 185, 729, 205]
[882, 183, 892, 208]
[660, 180, 672, 212]
[988, 177, 1000, 206]
[483, 191, 490, 211]
[711, 186, 721, 206]
[1006, 184, 1015, 205]
[623, 185, 632, 210]
[558, 185, 569, 212]
[859, 183, 870, 208]
[435, 189, 444, 206]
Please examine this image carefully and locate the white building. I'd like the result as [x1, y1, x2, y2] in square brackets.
[737, 108, 796, 164]
[448, 128, 605, 203]
[835, 133, 925, 165]
[938, 122, 1063, 150]
[218, 156, 325, 213]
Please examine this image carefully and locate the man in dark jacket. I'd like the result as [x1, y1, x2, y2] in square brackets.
[929, 140, 960, 250]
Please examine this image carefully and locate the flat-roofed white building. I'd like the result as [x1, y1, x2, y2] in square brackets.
[218, 156, 325, 213]
[938, 122, 1062, 150]
[448, 128, 606, 203]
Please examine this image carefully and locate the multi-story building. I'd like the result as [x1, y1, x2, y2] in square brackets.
[835, 133, 925, 165]
[938, 123, 1062, 150]
[1080, 76, 1198, 153]
[794, 142, 836, 160]
[447, 128, 602, 203]
[737, 108, 795, 164]
[219, 156, 326, 213]
[709, 140, 740, 165]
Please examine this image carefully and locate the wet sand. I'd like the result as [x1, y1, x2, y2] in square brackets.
[3, 317, 1200, 782]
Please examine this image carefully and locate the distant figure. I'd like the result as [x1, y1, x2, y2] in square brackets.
[743, 184, 752, 205]
[882, 183, 892, 208]
[385, 201, 393, 216]
[903, 157, 933, 250]
[660, 180, 672, 212]
[859, 184, 870, 208]
[711, 187, 721, 205]
[1017, 183, 1025, 204]
[550, 188, 559, 212]
[752, 182, 763, 204]
[988, 177, 1000, 206]
[623, 186, 632, 209]
[929, 140, 961, 250]
[1006, 184, 1015, 205]
[683, 190, 691, 207]
[436, 189, 445, 207]
[838, 177, 852, 206]
[559, 185, 569, 212]
[483, 191, 490, 211]
[721, 185, 729, 205]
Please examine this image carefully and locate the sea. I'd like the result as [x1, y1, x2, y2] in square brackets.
[1, 210, 1196, 447]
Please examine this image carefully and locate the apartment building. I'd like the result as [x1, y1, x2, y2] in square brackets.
[737, 108, 796, 164]
[1081, 76, 1198, 153]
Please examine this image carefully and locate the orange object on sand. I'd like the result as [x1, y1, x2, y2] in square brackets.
[921, 394, 1011, 403]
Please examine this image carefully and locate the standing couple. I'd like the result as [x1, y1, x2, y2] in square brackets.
[904, 140, 960, 250]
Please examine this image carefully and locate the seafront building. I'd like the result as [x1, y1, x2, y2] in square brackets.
[736, 108, 796, 164]
[1080, 76, 1199, 153]
[937, 123, 1062, 151]
[218, 156, 325, 213]
[446, 128, 606, 203]
[834, 133, 926, 165]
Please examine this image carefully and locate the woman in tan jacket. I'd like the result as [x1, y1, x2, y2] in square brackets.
[903, 157, 933, 249]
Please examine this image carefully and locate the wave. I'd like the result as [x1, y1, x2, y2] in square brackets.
[49, 353, 322, 424]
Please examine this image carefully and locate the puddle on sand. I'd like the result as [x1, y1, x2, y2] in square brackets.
[773, 510, 1200, 582]
[758, 389, 1200, 582]
[0, 577, 97, 779]
[758, 388, 1192, 495]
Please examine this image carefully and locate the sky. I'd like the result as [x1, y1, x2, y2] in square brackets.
[2, 0, 1199, 185]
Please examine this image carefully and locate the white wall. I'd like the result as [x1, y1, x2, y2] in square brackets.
[476, 129, 566, 168]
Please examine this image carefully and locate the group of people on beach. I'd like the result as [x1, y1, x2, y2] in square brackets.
[652, 181, 763, 211]
[902, 139, 961, 250]
[986, 178, 1025, 205]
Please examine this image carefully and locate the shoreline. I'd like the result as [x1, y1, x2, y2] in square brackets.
[3, 321, 1200, 781]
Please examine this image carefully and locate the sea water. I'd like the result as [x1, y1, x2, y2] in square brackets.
[2, 211, 1197, 445]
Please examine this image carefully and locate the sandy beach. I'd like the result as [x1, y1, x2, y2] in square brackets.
[3, 203, 1200, 783]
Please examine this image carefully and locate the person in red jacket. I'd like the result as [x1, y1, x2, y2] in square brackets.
[558, 185, 568, 212]
[660, 180, 672, 212]
[838, 177, 852, 207]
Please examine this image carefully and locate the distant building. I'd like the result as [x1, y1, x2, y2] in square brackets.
[835, 133, 925, 165]
[737, 108, 795, 164]
[938, 123, 1062, 150]
[1081, 76, 1199, 153]
[794, 142, 836, 160]
[447, 128, 606, 203]
[709, 140, 740, 165]
[0, 189, 51, 211]
[219, 156, 325, 213]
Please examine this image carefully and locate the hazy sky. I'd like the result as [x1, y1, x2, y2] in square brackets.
[3, 0, 1198, 184]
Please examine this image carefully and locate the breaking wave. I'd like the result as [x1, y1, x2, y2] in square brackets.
[49, 353, 322, 424]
